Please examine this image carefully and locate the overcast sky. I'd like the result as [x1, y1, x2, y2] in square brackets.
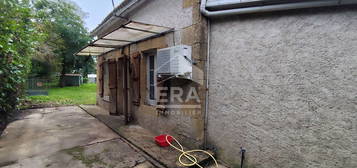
[71, 0, 123, 31]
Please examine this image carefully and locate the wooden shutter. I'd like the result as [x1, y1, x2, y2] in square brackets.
[108, 59, 117, 89]
[116, 58, 124, 115]
[108, 59, 118, 115]
[131, 53, 141, 105]
[98, 57, 105, 97]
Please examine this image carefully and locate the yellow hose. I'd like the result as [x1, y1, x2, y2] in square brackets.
[165, 135, 218, 168]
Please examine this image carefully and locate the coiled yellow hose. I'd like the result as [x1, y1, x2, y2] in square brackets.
[165, 135, 218, 168]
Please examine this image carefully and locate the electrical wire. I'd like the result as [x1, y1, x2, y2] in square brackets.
[111, 0, 115, 8]
[165, 135, 218, 168]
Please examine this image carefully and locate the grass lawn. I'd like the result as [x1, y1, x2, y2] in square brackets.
[26, 84, 97, 106]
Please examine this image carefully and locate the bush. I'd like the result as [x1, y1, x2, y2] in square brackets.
[0, 0, 41, 129]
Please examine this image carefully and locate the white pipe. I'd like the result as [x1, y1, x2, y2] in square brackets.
[201, 0, 357, 17]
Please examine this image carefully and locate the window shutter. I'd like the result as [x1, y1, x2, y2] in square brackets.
[108, 59, 117, 89]
[131, 53, 141, 105]
[98, 57, 105, 97]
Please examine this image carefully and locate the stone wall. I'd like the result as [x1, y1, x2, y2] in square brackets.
[96, 0, 208, 148]
[128, 0, 208, 148]
[207, 7, 357, 168]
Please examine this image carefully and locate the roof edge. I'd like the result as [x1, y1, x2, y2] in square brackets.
[90, 0, 145, 36]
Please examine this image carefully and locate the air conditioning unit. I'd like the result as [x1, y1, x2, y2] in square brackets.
[157, 45, 192, 79]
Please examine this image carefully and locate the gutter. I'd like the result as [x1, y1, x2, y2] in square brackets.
[200, 0, 357, 17]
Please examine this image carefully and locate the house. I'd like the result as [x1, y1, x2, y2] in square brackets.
[87, 74, 97, 83]
[76, 0, 357, 167]
[77, 0, 208, 150]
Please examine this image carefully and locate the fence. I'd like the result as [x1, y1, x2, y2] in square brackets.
[26, 78, 49, 96]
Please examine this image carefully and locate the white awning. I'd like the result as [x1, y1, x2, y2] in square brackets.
[76, 21, 173, 56]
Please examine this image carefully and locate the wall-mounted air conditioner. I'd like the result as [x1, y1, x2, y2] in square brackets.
[157, 45, 192, 79]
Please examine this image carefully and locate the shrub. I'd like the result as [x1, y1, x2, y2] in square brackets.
[0, 0, 41, 128]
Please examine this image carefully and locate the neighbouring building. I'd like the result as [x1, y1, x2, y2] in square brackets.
[76, 0, 357, 168]
[87, 74, 97, 83]
[63, 74, 83, 86]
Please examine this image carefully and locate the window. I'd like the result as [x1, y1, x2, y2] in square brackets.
[147, 54, 157, 105]
[102, 62, 110, 102]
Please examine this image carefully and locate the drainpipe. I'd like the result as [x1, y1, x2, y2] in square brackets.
[200, 0, 357, 17]
[203, 19, 211, 148]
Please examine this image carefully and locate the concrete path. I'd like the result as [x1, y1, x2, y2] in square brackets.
[0, 106, 156, 168]
[80, 105, 229, 168]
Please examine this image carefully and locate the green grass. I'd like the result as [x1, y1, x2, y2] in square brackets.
[27, 84, 97, 105]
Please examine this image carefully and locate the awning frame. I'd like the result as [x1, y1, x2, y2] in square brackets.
[75, 21, 174, 57]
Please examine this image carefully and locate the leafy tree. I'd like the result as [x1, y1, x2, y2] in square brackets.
[0, 0, 93, 129]
[0, 0, 42, 127]
[33, 0, 93, 86]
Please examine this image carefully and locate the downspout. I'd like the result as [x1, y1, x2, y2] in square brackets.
[123, 48, 129, 124]
[203, 19, 211, 148]
[200, 0, 357, 17]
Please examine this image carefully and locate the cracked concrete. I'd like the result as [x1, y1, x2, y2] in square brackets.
[0, 106, 155, 168]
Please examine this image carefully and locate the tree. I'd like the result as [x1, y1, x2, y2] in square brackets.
[33, 0, 93, 86]
[0, 0, 42, 128]
[0, 0, 93, 130]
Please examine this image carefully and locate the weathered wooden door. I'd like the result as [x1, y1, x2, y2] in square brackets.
[116, 58, 125, 116]
[108, 59, 118, 115]
[123, 56, 130, 123]
[109, 54, 140, 123]
[116, 56, 130, 123]
[131, 53, 141, 106]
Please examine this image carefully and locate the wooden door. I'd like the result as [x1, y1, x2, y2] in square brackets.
[108, 59, 118, 115]
[109, 55, 134, 124]
[115, 56, 130, 123]
[116, 58, 124, 116]
[131, 53, 141, 106]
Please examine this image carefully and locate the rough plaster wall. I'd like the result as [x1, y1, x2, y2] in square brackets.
[208, 7, 357, 168]
[130, 0, 192, 28]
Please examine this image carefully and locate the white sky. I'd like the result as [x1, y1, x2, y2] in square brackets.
[71, 0, 124, 31]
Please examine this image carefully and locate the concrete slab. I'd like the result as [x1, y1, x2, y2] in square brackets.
[0, 106, 157, 168]
[3, 139, 155, 168]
